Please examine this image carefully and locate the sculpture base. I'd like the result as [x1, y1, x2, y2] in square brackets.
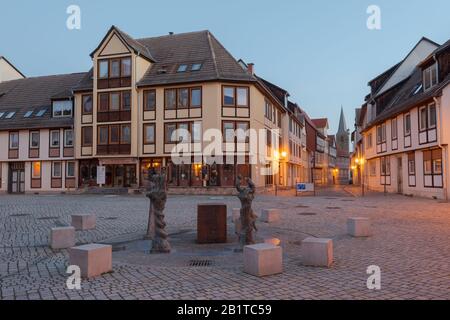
[150, 238, 171, 254]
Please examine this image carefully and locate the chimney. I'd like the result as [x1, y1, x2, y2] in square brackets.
[247, 63, 254, 75]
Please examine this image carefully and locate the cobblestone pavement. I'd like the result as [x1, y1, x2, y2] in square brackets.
[0, 188, 449, 300]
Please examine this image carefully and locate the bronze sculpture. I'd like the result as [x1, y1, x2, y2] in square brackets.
[235, 175, 258, 247]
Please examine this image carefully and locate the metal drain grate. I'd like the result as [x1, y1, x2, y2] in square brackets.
[296, 205, 310, 208]
[188, 259, 214, 267]
[298, 212, 317, 216]
[326, 207, 341, 210]
[37, 216, 60, 220]
[101, 217, 118, 220]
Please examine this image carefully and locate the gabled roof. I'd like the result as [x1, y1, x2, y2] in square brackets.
[0, 72, 86, 130]
[90, 25, 155, 62]
[311, 118, 328, 128]
[0, 56, 26, 79]
[136, 30, 255, 87]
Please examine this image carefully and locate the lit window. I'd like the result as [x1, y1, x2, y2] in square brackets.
[24, 111, 33, 118]
[177, 64, 188, 73]
[32, 162, 41, 179]
[191, 63, 202, 71]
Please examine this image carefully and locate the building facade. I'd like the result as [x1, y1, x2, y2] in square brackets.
[0, 26, 322, 194]
[356, 37, 450, 199]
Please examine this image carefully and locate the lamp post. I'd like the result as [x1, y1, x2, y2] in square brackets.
[355, 157, 365, 197]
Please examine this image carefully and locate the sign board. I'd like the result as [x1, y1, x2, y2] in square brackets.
[296, 183, 314, 193]
[97, 166, 106, 185]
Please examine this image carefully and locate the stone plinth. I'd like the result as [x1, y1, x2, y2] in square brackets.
[244, 243, 283, 277]
[260, 209, 280, 223]
[347, 217, 372, 237]
[302, 237, 333, 267]
[69, 244, 112, 278]
[197, 203, 227, 244]
[50, 227, 75, 249]
[71, 214, 96, 231]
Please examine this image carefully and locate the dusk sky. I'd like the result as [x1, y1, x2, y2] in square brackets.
[1, 0, 449, 133]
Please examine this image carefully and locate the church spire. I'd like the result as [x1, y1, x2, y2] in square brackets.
[338, 106, 347, 134]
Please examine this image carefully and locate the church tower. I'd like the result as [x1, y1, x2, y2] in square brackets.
[335, 107, 350, 184]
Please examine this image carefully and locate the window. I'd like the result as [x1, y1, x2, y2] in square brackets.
[24, 111, 33, 118]
[404, 114, 411, 136]
[165, 123, 177, 143]
[98, 126, 108, 145]
[99, 60, 109, 78]
[420, 103, 437, 132]
[109, 125, 120, 144]
[82, 127, 93, 147]
[165, 89, 176, 110]
[66, 162, 76, 178]
[99, 93, 109, 112]
[191, 63, 202, 71]
[110, 93, 120, 111]
[52, 162, 62, 178]
[178, 88, 189, 109]
[50, 130, 60, 148]
[237, 87, 249, 107]
[391, 118, 397, 140]
[177, 64, 188, 73]
[64, 129, 74, 147]
[423, 149, 443, 187]
[223, 122, 235, 142]
[5, 112, 16, 119]
[419, 106, 427, 131]
[36, 109, 46, 117]
[53, 100, 73, 118]
[423, 64, 438, 91]
[30, 131, 40, 148]
[110, 59, 120, 78]
[366, 133, 373, 149]
[82, 95, 93, 114]
[144, 124, 155, 144]
[223, 87, 235, 106]
[32, 162, 41, 179]
[265, 100, 273, 121]
[380, 157, 390, 176]
[190, 88, 201, 107]
[236, 122, 249, 142]
[408, 154, 415, 175]
[369, 160, 376, 176]
[429, 104, 437, 128]
[121, 57, 131, 77]
[144, 90, 156, 111]
[192, 122, 202, 142]
[121, 124, 131, 144]
[178, 123, 190, 142]
[0, 112, 4, 118]
[122, 91, 131, 111]
[9, 132, 19, 149]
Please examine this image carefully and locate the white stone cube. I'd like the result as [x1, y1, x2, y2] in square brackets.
[69, 244, 112, 278]
[71, 214, 96, 231]
[264, 238, 281, 246]
[244, 243, 283, 277]
[260, 209, 280, 223]
[50, 227, 75, 249]
[302, 237, 333, 267]
[347, 217, 372, 237]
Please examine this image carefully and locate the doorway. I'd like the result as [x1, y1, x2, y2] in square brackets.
[9, 162, 25, 193]
[105, 164, 136, 187]
[397, 157, 403, 194]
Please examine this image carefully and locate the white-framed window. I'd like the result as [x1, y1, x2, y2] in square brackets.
[52, 100, 73, 118]
[423, 64, 438, 91]
[66, 161, 76, 178]
[419, 103, 437, 131]
[64, 129, 74, 147]
[391, 118, 397, 140]
[50, 130, 60, 148]
[404, 113, 411, 136]
[9, 132, 19, 149]
[29, 131, 40, 149]
[428, 103, 437, 129]
[52, 162, 62, 178]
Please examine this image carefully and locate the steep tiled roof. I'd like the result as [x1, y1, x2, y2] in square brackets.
[0, 73, 86, 130]
[311, 118, 328, 128]
[137, 31, 255, 87]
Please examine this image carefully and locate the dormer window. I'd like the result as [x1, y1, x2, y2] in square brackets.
[191, 63, 202, 71]
[423, 64, 438, 91]
[52, 100, 73, 118]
